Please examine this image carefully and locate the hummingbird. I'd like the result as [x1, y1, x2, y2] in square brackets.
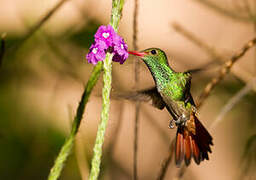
[128, 48, 213, 166]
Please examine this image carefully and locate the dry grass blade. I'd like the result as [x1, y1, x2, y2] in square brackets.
[211, 78, 256, 129]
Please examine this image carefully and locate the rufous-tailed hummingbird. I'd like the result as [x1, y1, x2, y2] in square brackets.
[129, 48, 213, 166]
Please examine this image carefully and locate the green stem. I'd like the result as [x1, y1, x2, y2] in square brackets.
[89, 0, 124, 179]
[48, 62, 103, 180]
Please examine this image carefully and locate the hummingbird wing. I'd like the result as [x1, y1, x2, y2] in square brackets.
[137, 87, 166, 110]
[115, 87, 166, 110]
[183, 74, 196, 106]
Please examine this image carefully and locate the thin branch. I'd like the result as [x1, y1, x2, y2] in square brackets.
[133, 102, 140, 180]
[133, 0, 139, 52]
[48, 62, 103, 180]
[44, 36, 83, 82]
[108, 155, 132, 179]
[211, 78, 256, 129]
[175, 165, 187, 180]
[173, 38, 256, 180]
[89, 1, 124, 179]
[108, 101, 125, 154]
[172, 22, 256, 92]
[103, 102, 126, 179]
[193, 0, 255, 23]
[243, 0, 254, 18]
[197, 38, 256, 107]
[156, 139, 175, 180]
[155, 35, 256, 179]
[172, 23, 223, 60]
[10, 0, 68, 53]
[24, 0, 68, 43]
[133, 0, 140, 179]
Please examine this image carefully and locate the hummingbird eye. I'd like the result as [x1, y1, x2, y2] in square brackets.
[150, 50, 157, 55]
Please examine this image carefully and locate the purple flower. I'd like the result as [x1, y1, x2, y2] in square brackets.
[112, 53, 128, 64]
[86, 40, 108, 65]
[112, 35, 128, 64]
[94, 25, 115, 47]
[86, 25, 129, 65]
[113, 35, 128, 56]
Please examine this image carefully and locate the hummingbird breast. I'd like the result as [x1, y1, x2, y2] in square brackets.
[158, 83, 191, 122]
[161, 93, 191, 121]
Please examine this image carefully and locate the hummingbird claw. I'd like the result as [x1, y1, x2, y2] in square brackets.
[169, 119, 175, 129]
[175, 114, 188, 126]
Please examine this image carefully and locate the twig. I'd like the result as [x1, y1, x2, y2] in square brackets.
[108, 101, 125, 154]
[133, 0, 139, 52]
[197, 38, 256, 108]
[89, 1, 124, 179]
[43, 36, 83, 82]
[156, 139, 175, 180]
[211, 78, 256, 129]
[173, 38, 256, 180]
[89, 54, 114, 180]
[108, 155, 132, 179]
[48, 62, 103, 180]
[175, 165, 187, 180]
[103, 102, 125, 179]
[133, 102, 140, 179]
[10, 0, 68, 53]
[193, 0, 255, 23]
[172, 22, 256, 92]
[155, 35, 256, 179]
[0, 33, 6, 67]
[243, 0, 254, 19]
[133, 0, 140, 179]
[172, 23, 223, 60]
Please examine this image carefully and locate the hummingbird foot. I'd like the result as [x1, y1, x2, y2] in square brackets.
[169, 114, 189, 129]
[169, 119, 175, 129]
[175, 114, 188, 127]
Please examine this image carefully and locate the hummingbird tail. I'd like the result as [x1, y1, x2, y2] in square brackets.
[175, 114, 213, 166]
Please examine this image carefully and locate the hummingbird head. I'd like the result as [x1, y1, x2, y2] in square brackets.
[129, 48, 172, 83]
[128, 48, 169, 66]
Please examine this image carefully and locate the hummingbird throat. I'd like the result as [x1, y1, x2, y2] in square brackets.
[144, 59, 173, 87]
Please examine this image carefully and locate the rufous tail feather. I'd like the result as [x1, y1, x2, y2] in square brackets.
[175, 113, 213, 166]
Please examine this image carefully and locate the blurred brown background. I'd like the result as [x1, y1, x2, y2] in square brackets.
[0, 0, 256, 179]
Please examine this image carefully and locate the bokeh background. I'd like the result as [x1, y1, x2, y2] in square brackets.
[0, 0, 256, 179]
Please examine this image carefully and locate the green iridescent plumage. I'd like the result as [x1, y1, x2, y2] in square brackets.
[129, 48, 213, 166]
[139, 48, 194, 123]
